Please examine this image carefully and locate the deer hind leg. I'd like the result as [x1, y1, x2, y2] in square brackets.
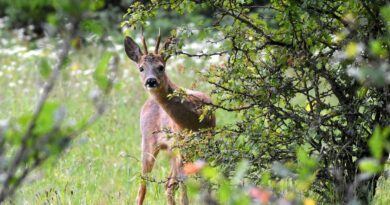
[178, 157, 188, 205]
[136, 148, 159, 205]
[166, 156, 178, 205]
[179, 183, 188, 205]
[166, 155, 188, 205]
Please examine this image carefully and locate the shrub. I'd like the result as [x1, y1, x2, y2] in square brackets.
[125, 1, 390, 203]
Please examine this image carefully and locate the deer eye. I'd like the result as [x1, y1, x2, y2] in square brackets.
[158, 65, 165, 72]
[139, 66, 144, 72]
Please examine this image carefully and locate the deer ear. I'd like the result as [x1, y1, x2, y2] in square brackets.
[124, 36, 142, 62]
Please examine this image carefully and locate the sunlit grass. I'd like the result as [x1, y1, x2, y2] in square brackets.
[0, 29, 389, 204]
[0, 29, 232, 204]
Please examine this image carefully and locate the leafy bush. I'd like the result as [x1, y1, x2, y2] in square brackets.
[125, 0, 390, 204]
[0, 0, 126, 37]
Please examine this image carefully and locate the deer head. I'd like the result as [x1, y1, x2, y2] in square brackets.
[124, 29, 174, 93]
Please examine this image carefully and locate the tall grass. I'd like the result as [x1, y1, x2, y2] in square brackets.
[0, 26, 234, 204]
[0, 28, 388, 204]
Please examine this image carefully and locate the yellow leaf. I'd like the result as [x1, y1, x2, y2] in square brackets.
[335, 32, 346, 43]
[304, 198, 316, 205]
[346, 42, 359, 58]
[305, 101, 316, 112]
[305, 103, 311, 112]
[70, 62, 80, 71]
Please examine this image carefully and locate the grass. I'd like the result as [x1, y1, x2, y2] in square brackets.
[0, 29, 389, 204]
[0, 30, 213, 204]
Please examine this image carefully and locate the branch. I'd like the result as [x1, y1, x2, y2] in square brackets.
[0, 18, 118, 203]
[218, 8, 291, 47]
[175, 50, 228, 58]
[0, 19, 79, 201]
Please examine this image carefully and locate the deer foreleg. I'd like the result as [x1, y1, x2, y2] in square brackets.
[136, 149, 159, 205]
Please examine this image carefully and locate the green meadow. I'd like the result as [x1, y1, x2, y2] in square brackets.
[0, 23, 389, 205]
[0, 28, 236, 204]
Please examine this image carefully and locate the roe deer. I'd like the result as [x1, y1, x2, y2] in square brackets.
[124, 31, 216, 205]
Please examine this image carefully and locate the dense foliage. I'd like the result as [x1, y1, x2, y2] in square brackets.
[0, 0, 128, 36]
[125, 0, 390, 203]
[1, 0, 390, 203]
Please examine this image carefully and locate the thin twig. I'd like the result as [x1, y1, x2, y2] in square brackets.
[0, 19, 79, 202]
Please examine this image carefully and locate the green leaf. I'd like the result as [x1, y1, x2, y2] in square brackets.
[232, 160, 249, 184]
[39, 59, 51, 79]
[271, 161, 295, 178]
[261, 171, 271, 185]
[370, 40, 387, 57]
[296, 146, 318, 190]
[4, 121, 25, 146]
[186, 178, 201, 199]
[87, 0, 105, 11]
[357, 86, 368, 99]
[355, 67, 386, 86]
[34, 101, 61, 135]
[81, 19, 104, 36]
[369, 127, 383, 160]
[359, 158, 383, 173]
[94, 52, 112, 90]
[61, 57, 71, 70]
[217, 181, 232, 204]
[381, 6, 390, 30]
[201, 166, 220, 183]
[47, 14, 59, 26]
[297, 147, 317, 169]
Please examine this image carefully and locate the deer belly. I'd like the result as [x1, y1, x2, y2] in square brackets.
[156, 107, 179, 150]
[156, 134, 171, 150]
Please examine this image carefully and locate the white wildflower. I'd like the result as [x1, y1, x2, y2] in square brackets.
[347, 67, 359, 77]
[83, 69, 94, 75]
[123, 69, 129, 78]
[89, 89, 101, 101]
[0, 119, 9, 129]
[54, 105, 67, 125]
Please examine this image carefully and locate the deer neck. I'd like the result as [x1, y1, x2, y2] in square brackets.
[150, 75, 178, 105]
[148, 74, 214, 130]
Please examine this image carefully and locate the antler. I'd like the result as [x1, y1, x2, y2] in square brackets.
[141, 27, 148, 54]
[155, 28, 161, 54]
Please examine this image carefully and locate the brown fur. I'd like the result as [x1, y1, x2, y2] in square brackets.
[124, 36, 215, 205]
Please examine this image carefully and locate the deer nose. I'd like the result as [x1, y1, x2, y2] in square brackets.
[145, 78, 159, 88]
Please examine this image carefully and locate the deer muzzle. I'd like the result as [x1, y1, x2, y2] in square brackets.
[145, 78, 159, 89]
